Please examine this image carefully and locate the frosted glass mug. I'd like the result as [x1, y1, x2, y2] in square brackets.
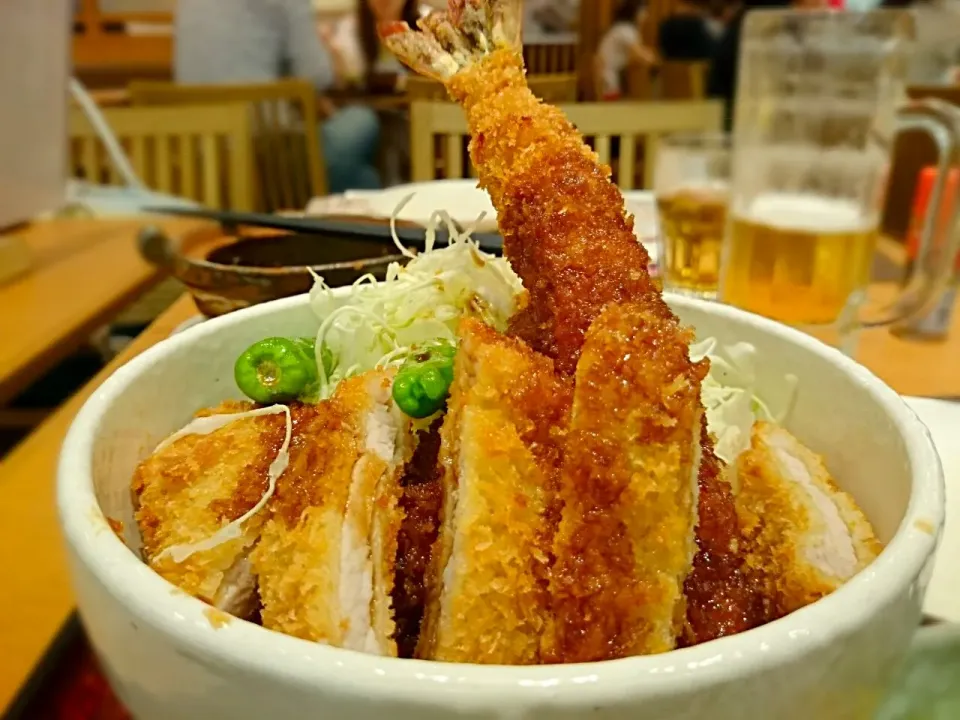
[719, 10, 960, 354]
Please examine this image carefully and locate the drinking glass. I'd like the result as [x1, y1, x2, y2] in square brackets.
[654, 133, 731, 299]
[719, 9, 960, 354]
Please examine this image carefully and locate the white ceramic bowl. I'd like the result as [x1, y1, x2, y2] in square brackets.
[58, 293, 944, 720]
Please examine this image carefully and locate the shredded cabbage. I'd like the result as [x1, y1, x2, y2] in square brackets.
[691, 338, 798, 465]
[309, 194, 524, 398]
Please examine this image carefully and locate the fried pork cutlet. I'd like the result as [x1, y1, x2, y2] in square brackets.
[417, 319, 571, 664]
[735, 421, 882, 618]
[132, 400, 287, 620]
[549, 298, 707, 662]
[253, 371, 415, 656]
[681, 421, 767, 646]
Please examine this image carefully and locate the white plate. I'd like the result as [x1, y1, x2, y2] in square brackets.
[351, 179, 499, 231]
[904, 396, 960, 623]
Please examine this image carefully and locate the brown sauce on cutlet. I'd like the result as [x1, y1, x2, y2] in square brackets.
[681, 422, 768, 645]
[393, 420, 444, 658]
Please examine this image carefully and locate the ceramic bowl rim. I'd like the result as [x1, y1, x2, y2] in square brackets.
[57, 292, 944, 706]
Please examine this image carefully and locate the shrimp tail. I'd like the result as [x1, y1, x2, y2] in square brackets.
[379, 0, 522, 82]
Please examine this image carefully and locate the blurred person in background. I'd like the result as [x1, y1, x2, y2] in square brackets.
[707, 0, 794, 129]
[175, 0, 382, 194]
[704, 0, 735, 37]
[358, 0, 422, 82]
[596, 0, 658, 99]
[658, 0, 718, 61]
[524, 0, 580, 37]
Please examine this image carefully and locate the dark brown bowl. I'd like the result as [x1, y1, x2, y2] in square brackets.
[138, 221, 409, 317]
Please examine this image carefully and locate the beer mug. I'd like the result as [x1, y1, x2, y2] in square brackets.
[654, 133, 731, 299]
[719, 9, 960, 354]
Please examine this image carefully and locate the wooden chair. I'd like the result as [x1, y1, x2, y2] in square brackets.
[659, 61, 709, 100]
[523, 42, 579, 75]
[69, 103, 255, 210]
[407, 75, 580, 179]
[129, 79, 325, 211]
[410, 99, 724, 188]
[406, 74, 578, 103]
[624, 62, 656, 100]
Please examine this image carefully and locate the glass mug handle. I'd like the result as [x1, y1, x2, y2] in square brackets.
[863, 98, 960, 329]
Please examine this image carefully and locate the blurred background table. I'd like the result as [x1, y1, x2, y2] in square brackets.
[0, 218, 202, 409]
[0, 292, 196, 714]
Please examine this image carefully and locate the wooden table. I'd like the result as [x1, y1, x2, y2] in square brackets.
[2, 275, 960, 712]
[0, 218, 201, 408]
[0, 293, 196, 713]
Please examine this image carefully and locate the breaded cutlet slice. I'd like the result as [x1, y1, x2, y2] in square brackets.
[735, 421, 882, 617]
[253, 371, 413, 656]
[548, 298, 707, 662]
[132, 400, 287, 620]
[417, 319, 571, 664]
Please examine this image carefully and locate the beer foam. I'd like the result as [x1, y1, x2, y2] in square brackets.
[741, 193, 874, 233]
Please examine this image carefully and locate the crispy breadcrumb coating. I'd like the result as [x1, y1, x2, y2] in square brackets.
[383, 9, 657, 376]
[735, 422, 882, 618]
[548, 299, 706, 662]
[418, 319, 571, 664]
[132, 400, 285, 619]
[450, 50, 658, 375]
[254, 372, 410, 656]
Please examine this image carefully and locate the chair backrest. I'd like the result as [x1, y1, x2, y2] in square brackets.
[407, 73, 578, 103]
[69, 103, 254, 210]
[128, 79, 325, 210]
[410, 99, 723, 189]
[624, 62, 656, 100]
[523, 42, 579, 74]
[659, 61, 708, 100]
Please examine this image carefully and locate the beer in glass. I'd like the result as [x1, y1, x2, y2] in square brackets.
[654, 133, 730, 298]
[719, 10, 960, 354]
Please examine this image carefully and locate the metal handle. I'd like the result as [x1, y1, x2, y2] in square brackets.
[863, 98, 960, 328]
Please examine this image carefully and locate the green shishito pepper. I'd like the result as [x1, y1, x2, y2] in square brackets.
[392, 340, 457, 419]
[234, 336, 331, 404]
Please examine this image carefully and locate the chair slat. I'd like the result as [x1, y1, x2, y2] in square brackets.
[155, 135, 172, 192]
[67, 103, 255, 209]
[619, 135, 636, 190]
[128, 79, 320, 210]
[179, 134, 196, 198]
[446, 134, 463, 179]
[201, 134, 220, 207]
[644, 133, 661, 190]
[594, 135, 611, 165]
[408, 99, 724, 190]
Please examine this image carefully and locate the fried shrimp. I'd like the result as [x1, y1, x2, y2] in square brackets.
[380, 0, 658, 376]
